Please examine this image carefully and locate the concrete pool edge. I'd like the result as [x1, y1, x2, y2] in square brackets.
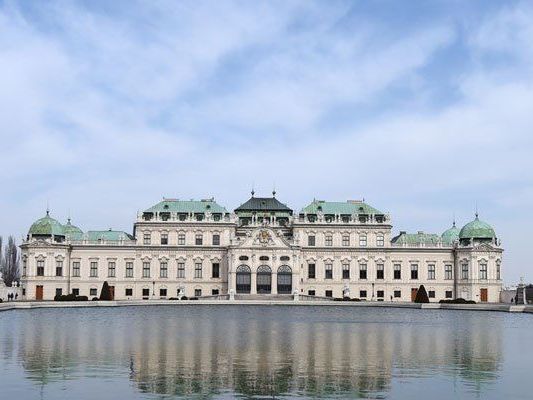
[0, 300, 532, 313]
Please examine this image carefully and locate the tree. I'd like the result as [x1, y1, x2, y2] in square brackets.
[99, 281, 112, 300]
[1, 236, 19, 287]
[414, 285, 430, 303]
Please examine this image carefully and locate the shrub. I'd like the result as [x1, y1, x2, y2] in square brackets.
[54, 294, 88, 301]
[168, 297, 180, 300]
[76, 296, 88, 301]
[180, 296, 188, 300]
[439, 298, 476, 304]
[350, 298, 362, 302]
[414, 285, 430, 303]
[99, 281, 112, 301]
[189, 297, 198, 300]
[92, 297, 99, 301]
[342, 296, 351, 301]
[0, 298, 3, 303]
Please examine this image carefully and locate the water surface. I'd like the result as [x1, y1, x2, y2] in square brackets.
[0, 305, 532, 399]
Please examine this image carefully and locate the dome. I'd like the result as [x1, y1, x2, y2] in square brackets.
[28, 212, 65, 237]
[63, 218, 83, 239]
[459, 215, 496, 240]
[441, 222, 460, 244]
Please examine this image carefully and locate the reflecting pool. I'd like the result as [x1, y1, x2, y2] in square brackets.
[0, 305, 532, 399]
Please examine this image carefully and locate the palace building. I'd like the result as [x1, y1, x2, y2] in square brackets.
[20, 193, 503, 302]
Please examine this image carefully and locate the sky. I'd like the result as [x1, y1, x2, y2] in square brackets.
[0, 0, 532, 284]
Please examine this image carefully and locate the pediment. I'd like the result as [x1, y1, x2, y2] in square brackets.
[235, 228, 292, 249]
[472, 242, 499, 252]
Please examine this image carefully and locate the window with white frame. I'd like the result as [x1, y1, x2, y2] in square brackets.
[461, 262, 469, 280]
[90, 261, 98, 277]
[376, 263, 384, 279]
[72, 261, 80, 277]
[325, 235, 333, 246]
[194, 262, 202, 278]
[410, 264, 418, 280]
[342, 263, 350, 279]
[359, 264, 367, 279]
[37, 260, 45, 276]
[143, 232, 151, 245]
[160, 261, 168, 278]
[325, 263, 333, 279]
[496, 261, 501, 280]
[160, 233, 168, 245]
[195, 234, 203, 246]
[445, 264, 453, 280]
[178, 233, 185, 245]
[479, 262, 488, 280]
[376, 234, 385, 247]
[359, 234, 367, 247]
[428, 264, 435, 280]
[125, 262, 134, 278]
[56, 260, 63, 277]
[22, 259, 27, 276]
[308, 235, 316, 246]
[142, 262, 150, 278]
[212, 234, 220, 246]
[177, 262, 185, 278]
[108, 261, 116, 277]
[393, 264, 401, 279]
[342, 235, 350, 246]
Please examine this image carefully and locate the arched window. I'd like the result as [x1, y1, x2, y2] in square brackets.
[257, 265, 272, 294]
[236, 265, 251, 293]
[277, 265, 292, 294]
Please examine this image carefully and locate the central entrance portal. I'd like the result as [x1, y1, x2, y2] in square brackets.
[256, 265, 272, 294]
[277, 265, 292, 294]
[236, 265, 251, 293]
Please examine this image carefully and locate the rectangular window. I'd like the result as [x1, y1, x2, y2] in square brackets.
[360, 290, 367, 298]
[394, 290, 401, 298]
[325, 290, 333, 298]
[342, 264, 350, 279]
[142, 288, 150, 298]
[497, 263, 501, 280]
[445, 264, 453, 280]
[90, 288, 97, 297]
[308, 263, 316, 279]
[428, 290, 435, 298]
[342, 235, 350, 246]
[142, 262, 150, 278]
[126, 262, 134, 278]
[377, 290, 384, 298]
[461, 263, 469, 280]
[108, 262, 116, 278]
[212, 263, 220, 278]
[125, 288, 133, 297]
[72, 288, 80, 296]
[308, 290, 316, 296]
[212, 234, 220, 246]
[428, 264, 435, 280]
[177, 262, 185, 278]
[195, 289, 202, 297]
[195, 262, 202, 278]
[376, 264, 384, 280]
[479, 263, 488, 280]
[178, 233, 185, 245]
[37, 260, 45, 276]
[410, 264, 418, 280]
[55, 261, 63, 277]
[394, 264, 401, 280]
[377, 234, 385, 247]
[359, 234, 367, 247]
[325, 263, 333, 279]
[325, 235, 333, 246]
[359, 264, 367, 280]
[143, 232, 151, 245]
[445, 290, 453, 299]
[22, 259, 27, 276]
[195, 234, 203, 246]
[212, 289, 219, 295]
[55, 288, 62, 297]
[160, 288, 167, 298]
[72, 261, 80, 277]
[308, 235, 315, 246]
[160, 233, 168, 245]
[90, 262, 98, 277]
[160, 262, 168, 278]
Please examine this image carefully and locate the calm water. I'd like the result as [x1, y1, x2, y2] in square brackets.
[0, 305, 532, 399]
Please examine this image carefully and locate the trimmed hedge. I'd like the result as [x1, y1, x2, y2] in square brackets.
[99, 281, 112, 301]
[439, 298, 476, 304]
[180, 296, 188, 300]
[54, 294, 88, 301]
[414, 285, 430, 303]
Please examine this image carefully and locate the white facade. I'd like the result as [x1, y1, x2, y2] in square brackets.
[20, 195, 503, 303]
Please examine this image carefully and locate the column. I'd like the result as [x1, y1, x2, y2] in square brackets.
[251, 272, 257, 295]
[272, 271, 278, 294]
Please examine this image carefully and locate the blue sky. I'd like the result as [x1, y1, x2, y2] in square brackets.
[0, 0, 531, 284]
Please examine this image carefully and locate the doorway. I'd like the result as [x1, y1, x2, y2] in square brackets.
[36, 285, 43, 300]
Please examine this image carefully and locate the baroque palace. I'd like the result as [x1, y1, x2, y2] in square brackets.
[20, 192, 503, 302]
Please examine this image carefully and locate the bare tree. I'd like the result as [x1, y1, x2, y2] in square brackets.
[2, 236, 19, 287]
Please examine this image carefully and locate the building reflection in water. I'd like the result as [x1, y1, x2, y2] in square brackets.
[0, 306, 503, 398]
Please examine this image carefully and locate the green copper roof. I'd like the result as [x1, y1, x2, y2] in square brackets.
[84, 230, 134, 242]
[63, 219, 83, 240]
[441, 222, 460, 245]
[392, 231, 440, 246]
[301, 200, 384, 215]
[235, 196, 292, 213]
[28, 212, 65, 236]
[144, 199, 228, 214]
[459, 215, 496, 240]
